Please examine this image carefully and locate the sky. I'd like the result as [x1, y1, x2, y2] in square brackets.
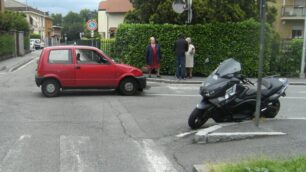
[17, 0, 101, 15]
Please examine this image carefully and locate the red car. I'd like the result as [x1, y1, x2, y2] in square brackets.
[35, 45, 146, 97]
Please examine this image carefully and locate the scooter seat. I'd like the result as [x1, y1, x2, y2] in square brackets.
[243, 78, 282, 99]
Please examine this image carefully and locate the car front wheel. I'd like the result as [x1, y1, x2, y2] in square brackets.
[119, 78, 138, 96]
[41, 79, 60, 97]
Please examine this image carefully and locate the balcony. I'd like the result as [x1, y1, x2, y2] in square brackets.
[282, 5, 306, 20]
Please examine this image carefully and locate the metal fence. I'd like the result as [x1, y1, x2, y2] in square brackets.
[100, 39, 115, 57]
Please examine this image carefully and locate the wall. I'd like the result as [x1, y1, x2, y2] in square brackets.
[98, 10, 108, 38]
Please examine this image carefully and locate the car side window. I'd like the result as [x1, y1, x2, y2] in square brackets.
[48, 49, 72, 64]
[76, 49, 109, 64]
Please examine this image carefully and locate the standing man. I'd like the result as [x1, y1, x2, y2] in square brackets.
[174, 34, 188, 79]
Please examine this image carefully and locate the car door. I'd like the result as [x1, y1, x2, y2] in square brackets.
[47, 48, 75, 86]
[74, 48, 116, 87]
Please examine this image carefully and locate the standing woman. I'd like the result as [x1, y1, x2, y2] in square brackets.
[185, 37, 195, 78]
[145, 37, 162, 78]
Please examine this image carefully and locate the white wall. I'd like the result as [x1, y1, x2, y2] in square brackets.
[98, 11, 126, 39]
[25, 11, 45, 40]
[98, 10, 108, 38]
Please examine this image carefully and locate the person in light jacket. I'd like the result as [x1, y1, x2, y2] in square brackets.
[145, 37, 162, 78]
[185, 37, 195, 78]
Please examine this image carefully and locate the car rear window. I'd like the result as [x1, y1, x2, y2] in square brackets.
[48, 49, 72, 64]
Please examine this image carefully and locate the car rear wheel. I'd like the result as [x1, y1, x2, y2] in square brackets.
[41, 79, 60, 97]
[119, 78, 138, 96]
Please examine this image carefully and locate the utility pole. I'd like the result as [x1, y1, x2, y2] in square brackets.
[300, 13, 306, 79]
[0, 0, 5, 13]
[254, 0, 266, 127]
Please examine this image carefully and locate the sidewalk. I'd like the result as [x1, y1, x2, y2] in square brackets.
[146, 74, 306, 85]
[191, 118, 305, 172]
[0, 51, 39, 72]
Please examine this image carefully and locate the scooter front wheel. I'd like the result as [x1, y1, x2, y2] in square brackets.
[188, 108, 210, 129]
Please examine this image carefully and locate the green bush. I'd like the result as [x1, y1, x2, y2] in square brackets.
[24, 34, 30, 51]
[30, 33, 41, 39]
[0, 33, 15, 59]
[114, 19, 273, 77]
[270, 39, 303, 77]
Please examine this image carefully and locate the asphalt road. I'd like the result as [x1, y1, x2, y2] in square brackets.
[0, 51, 306, 172]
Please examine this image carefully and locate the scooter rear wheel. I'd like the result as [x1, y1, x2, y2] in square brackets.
[262, 100, 280, 118]
[188, 108, 210, 129]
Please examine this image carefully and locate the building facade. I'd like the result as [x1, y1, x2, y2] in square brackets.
[98, 0, 133, 38]
[272, 0, 306, 39]
[4, 0, 53, 42]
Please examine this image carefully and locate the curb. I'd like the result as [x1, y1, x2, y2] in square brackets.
[194, 123, 286, 144]
[193, 164, 209, 172]
[147, 78, 306, 85]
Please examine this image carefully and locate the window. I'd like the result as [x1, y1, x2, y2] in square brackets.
[48, 49, 72, 64]
[76, 49, 109, 64]
[292, 30, 302, 39]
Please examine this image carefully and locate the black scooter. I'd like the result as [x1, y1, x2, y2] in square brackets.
[188, 58, 289, 129]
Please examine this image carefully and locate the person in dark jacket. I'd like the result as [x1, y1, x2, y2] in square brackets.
[174, 34, 189, 79]
[145, 37, 162, 78]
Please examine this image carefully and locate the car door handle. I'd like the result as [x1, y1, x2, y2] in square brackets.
[75, 66, 81, 69]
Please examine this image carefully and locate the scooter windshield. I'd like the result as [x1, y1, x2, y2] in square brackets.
[214, 58, 241, 77]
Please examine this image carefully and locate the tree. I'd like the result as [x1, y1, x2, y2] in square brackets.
[125, 0, 277, 25]
[51, 13, 63, 26]
[0, 11, 29, 31]
[62, 12, 83, 41]
[80, 9, 97, 22]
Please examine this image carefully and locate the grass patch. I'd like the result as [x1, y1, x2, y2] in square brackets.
[208, 156, 306, 172]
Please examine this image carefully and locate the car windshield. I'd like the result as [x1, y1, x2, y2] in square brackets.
[213, 58, 241, 77]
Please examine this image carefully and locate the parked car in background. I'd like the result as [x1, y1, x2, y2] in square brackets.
[30, 39, 35, 51]
[35, 45, 146, 97]
[30, 39, 43, 50]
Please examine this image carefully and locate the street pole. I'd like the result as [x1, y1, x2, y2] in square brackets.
[300, 13, 306, 79]
[254, 0, 266, 127]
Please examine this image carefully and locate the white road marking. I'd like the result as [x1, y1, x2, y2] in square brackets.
[195, 123, 237, 137]
[142, 139, 177, 172]
[279, 117, 306, 120]
[0, 135, 31, 171]
[167, 86, 199, 90]
[146, 93, 199, 97]
[284, 97, 306, 100]
[209, 132, 286, 136]
[60, 136, 93, 172]
[10, 58, 37, 73]
[176, 130, 199, 138]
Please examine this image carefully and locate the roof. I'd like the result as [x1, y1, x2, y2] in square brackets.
[4, 0, 46, 16]
[99, 0, 133, 13]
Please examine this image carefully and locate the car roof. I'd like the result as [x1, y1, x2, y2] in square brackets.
[44, 45, 99, 51]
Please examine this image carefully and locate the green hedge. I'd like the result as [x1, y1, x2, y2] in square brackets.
[271, 39, 303, 77]
[0, 33, 15, 59]
[30, 33, 41, 39]
[114, 19, 273, 77]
